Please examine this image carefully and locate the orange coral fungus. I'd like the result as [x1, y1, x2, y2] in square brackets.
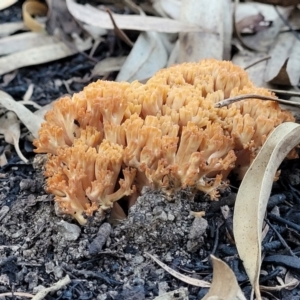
[34, 59, 295, 224]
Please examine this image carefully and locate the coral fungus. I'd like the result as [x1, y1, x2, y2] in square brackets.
[34, 59, 295, 224]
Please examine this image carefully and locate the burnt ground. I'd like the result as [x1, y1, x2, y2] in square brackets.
[2, 3, 300, 300]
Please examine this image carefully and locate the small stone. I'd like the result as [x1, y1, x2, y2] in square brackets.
[167, 213, 175, 221]
[53, 266, 63, 279]
[132, 255, 144, 265]
[188, 217, 208, 240]
[23, 250, 32, 258]
[25, 272, 38, 290]
[97, 294, 107, 300]
[56, 220, 81, 241]
[45, 261, 55, 274]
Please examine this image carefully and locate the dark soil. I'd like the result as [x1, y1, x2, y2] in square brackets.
[1, 2, 300, 300]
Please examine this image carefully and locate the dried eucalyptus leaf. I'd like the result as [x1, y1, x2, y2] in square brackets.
[202, 255, 246, 300]
[178, 0, 232, 62]
[92, 56, 127, 77]
[233, 122, 300, 299]
[0, 0, 18, 11]
[116, 32, 168, 82]
[66, 0, 203, 33]
[0, 111, 28, 163]
[145, 252, 211, 288]
[0, 90, 43, 138]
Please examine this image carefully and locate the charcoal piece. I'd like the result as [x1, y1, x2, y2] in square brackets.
[218, 244, 238, 256]
[284, 206, 300, 224]
[267, 194, 286, 210]
[208, 193, 236, 213]
[263, 255, 300, 269]
[268, 213, 300, 232]
[259, 267, 282, 284]
[88, 223, 112, 255]
[262, 240, 282, 252]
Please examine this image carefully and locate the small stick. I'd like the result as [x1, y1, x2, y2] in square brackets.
[264, 218, 296, 258]
[270, 89, 300, 97]
[32, 275, 71, 300]
[0, 292, 34, 298]
[215, 94, 300, 108]
[106, 8, 134, 47]
[244, 55, 271, 70]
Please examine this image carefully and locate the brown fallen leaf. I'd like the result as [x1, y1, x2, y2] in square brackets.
[0, 110, 28, 163]
[233, 122, 300, 300]
[22, 0, 48, 32]
[202, 255, 246, 300]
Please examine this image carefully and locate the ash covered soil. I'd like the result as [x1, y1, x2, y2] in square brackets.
[2, 155, 300, 300]
[2, 3, 300, 300]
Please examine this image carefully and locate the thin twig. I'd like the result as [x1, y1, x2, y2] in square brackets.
[215, 94, 300, 108]
[244, 55, 271, 70]
[264, 218, 296, 258]
[0, 292, 34, 298]
[270, 89, 300, 97]
[274, 6, 300, 41]
[32, 275, 71, 300]
[106, 8, 134, 47]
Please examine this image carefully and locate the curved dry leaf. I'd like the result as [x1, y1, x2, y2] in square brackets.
[178, 0, 232, 62]
[66, 0, 205, 33]
[0, 111, 28, 163]
[145, 252, 211, 288]
[0, 90, 44, 138]
[202, 255, 246, 300]
[92, 56, 127, 78]
[116, 32, 168, 82]
[0, 22, 27, 38]
[152, 0, 181, 19]
[233, 122, 300, 300]
[0, 38, 92, 75]
[0, 0, 18, 11]
[0, 32, 57, 56]
[264, 33, 299, 85]
[22, 0, 48, 32]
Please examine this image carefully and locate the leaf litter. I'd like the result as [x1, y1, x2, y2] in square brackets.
[1, 0, 300, 299]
